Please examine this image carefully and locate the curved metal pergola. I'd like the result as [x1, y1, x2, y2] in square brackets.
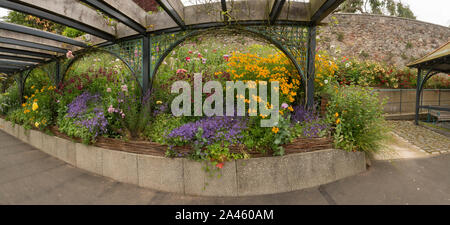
[0, 0, 344, 110]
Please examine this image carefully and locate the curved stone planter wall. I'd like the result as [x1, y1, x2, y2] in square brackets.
[0, 118, 366, 197]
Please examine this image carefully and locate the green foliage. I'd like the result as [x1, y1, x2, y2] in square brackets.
[0, 83, 21, 116]
[144, 113, 184, 144]
[337, 0, 416, 19]
[62, 27, 85, 38]
[3, 11, 66, 34]
[326, 85, 388, 152]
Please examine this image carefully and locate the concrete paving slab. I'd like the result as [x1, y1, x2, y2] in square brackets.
[0, 126, 450, 205]
[0, 165, 83, 204]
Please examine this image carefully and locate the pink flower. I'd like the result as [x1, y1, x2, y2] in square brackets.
[121, 85, 128, 92]
[281, 103, 289, 109]
[186, 57, 191, 63]
[108, 105, 115, 114]
[176, 69, 187, 74]
[197, 53, 202, 58]
[106, 88, 112, 93]
[223, 55, 230, 61]
[121, 113, 125, 118]
[202, 58, 207, 64]
[66, 51, 74, 59]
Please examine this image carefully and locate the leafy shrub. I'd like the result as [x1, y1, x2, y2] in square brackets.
[144, 113, 184, 144]
[7, 85, 57, 130]
[326, 85, 388, 152]
[0, 84, 21, 116]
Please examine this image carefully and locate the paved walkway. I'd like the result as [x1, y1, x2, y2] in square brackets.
[0, 130, 449, 205]
[390, 121, 450, 155]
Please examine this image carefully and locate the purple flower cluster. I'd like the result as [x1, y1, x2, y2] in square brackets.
[290, 105, 328, 138]
[75, 107, 108, 137]
[66, 92, 100, 118]
[303, 123, 328, 138]
[291, 105, 318, 124]
[66, 91, 108, 139]
[167, 116, 247, 145]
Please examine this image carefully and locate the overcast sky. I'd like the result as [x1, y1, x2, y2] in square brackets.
[0, 0, 449, 27]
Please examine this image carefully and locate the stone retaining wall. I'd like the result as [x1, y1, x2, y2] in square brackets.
[320, 13, 450, 67]
[0, 118, 366, 197]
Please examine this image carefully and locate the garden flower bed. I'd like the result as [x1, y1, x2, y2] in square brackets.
[0, 33, 416, 196]
[47, 124, 333, 157]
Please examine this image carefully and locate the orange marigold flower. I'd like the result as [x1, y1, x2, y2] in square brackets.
[272, 127, 280, 134]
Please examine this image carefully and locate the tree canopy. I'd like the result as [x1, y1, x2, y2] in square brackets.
[337, 0, 416, 19]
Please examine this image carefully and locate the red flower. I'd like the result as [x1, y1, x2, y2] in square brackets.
[216, 163, 224, 169]
[188, 50, 193, 54]
[186, 57, 191, 62]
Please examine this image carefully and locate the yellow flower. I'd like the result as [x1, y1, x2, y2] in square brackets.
[33, 99, 38, 102]
[24, 96, 28, 99]
[288, 106, 294, 112]
[31, 85, 35, 89]
[156, 101, 162, 105]
[336, 118, 341, 124]
[272, 127, 279, 134]
[279, 110, 284, 115]
[335, 112, 339, 118]
[22, 103, 26, 107]
[35, 122, 40, 128]
[32, 102, 39, 111]
[260, 114, 267, 119]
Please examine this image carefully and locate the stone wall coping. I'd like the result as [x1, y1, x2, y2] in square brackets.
[0, 118, 366, 197]
[333, 13, 450, 30]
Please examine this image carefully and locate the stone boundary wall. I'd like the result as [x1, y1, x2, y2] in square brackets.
[0, 118, 366, 197]
[320, 13, 450, 67]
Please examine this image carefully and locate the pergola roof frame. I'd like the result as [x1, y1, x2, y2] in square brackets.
[0, 0, 115, 41]
[0, 0, 344, 94]
[0, 59, 36, 67]
[270, 0, 287, 24]
[80, 0, 147, 34]
[155, 0, 186, 30]
[0, 22, 88, 48]
[0, 46, 53, 59]
[0, 54, 45, 63]
[0, 37, 67, 53]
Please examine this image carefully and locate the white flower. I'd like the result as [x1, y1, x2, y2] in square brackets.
[324, 80, 329, 84]
[345, 63, 351, 68]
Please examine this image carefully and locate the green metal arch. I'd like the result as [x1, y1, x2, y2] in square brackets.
[149, 26, 307, 91]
